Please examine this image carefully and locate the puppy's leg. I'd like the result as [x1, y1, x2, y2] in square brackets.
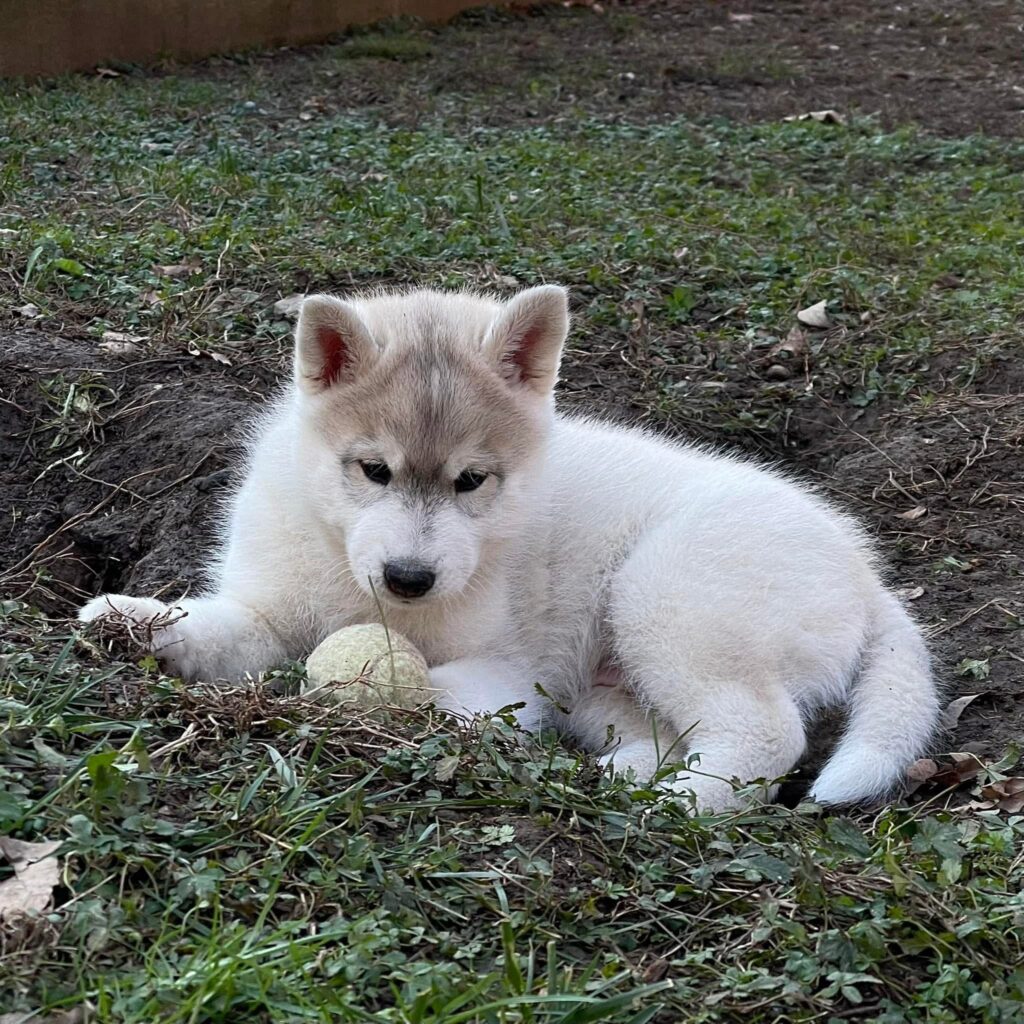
[79, 593, 287, 682]
[609, 524, 808, 812]
[655, 680, 804, 811]
[429, 657, 547, 731]
[565, 673, 681, 781]
[607, 671, 806, 814]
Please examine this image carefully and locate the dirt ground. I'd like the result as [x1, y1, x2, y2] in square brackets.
[184, 0, 1024, 137]
[3, 0, 1022, 772]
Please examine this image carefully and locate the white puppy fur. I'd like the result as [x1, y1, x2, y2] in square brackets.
[81, 286, 939, 811]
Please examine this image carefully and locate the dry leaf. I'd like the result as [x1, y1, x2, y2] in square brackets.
[154, 262, 199, 279]
[629, 299, 646, 334]
[99, 330, 143, 356]
[941, 693, 981, 730]
[760, 326, 810, 381]
[784, 109, 847, 125]
[728, 12, 754, 23]
[909, 751, 987, 795]
[186, 340, 232, 366]
[908, 758, 939, 783]
[773, 327, 808, 359]
[980, 777, 1024, 814]
[101, 330, 143, 344]
[897, 505, 927, 521]
[896, 585, 925, 602]
[16, 303, 40, 319]
[953, 799, 998, 813]
[94, 66, 121, 77]
[0, 837, 61, 922]
[796, 300, 831, 328]
[905, 757, 939, 794]
[99, 340, 140, 356]
[273, 294, 306, 318]
[642, 957, 670, 983]
[931, 751, 985, 788]
[771, 326, 809, 361]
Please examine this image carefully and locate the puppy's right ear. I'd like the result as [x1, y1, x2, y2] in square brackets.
[294, 295, 377, 393]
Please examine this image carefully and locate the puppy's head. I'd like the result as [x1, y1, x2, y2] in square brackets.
[291, 285, 569, 606]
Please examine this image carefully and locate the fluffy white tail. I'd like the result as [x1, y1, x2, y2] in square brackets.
[809, 590, 939, 805]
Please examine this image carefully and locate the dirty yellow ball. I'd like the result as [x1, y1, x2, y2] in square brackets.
[302, 624, 434, 708]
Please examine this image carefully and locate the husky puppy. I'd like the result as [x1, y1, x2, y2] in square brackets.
[80, 286, 938, 811]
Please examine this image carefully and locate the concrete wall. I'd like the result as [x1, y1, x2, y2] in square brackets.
[0, 0, 492, 78]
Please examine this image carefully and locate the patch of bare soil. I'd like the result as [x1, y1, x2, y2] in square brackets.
[0, 332, 275, 608]
[182, 0, 1024, 137]
[825, 373, 1024, 758]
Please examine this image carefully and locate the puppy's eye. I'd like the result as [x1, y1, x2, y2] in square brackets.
[360, 461, 392, 486]
[454, 470, 488, 493]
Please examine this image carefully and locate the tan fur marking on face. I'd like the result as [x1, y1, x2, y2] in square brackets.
[312, 291, 546, 479]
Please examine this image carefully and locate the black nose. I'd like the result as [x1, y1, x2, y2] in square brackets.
[383, 561, 436, 599]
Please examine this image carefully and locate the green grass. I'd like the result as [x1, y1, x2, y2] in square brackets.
[340, 33, 434, 61]
[3, 41, 1024, 1024]
[2, 75, 1023, 437]
[2, 602, 1024, 1022]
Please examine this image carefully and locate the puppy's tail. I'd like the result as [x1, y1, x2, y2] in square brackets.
[809, 590, 939, 806]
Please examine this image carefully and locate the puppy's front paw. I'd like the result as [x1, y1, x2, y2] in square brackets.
[78, 594, 195, 678]
[79, 593, 169, 626]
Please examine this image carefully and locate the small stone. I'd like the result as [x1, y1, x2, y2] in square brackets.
[797, 300, 831, 329]
[274, 294, 306, 318]
[99, 340, 141, 356]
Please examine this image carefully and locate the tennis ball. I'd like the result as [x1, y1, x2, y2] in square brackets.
[302, 624, 434, 709]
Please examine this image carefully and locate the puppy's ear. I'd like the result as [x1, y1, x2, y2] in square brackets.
[482, 285, 569, 397]
[295, 295, 377, 393]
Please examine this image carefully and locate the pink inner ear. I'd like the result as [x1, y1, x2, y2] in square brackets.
[317, 326, 347, 387]
[507, 323, 545, 382]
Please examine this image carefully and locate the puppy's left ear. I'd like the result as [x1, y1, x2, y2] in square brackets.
[482, 285, 569, 397]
